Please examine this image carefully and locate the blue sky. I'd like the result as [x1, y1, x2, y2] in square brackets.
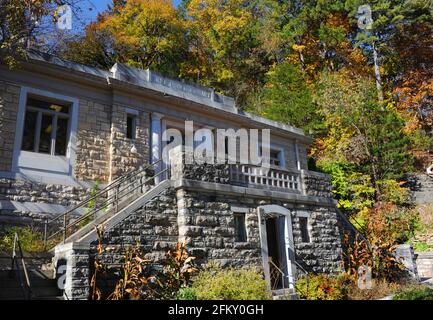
[72, 0, 182, 32]
[79, 0, 182, 21]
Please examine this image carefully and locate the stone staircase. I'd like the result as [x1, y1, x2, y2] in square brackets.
[408, 173, 433, 205]
[272, 288, 299, 300]
[0, 253, 62, 300]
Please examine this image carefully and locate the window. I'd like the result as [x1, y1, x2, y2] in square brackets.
[259, 146, 283, 167]
[299, 217, 310, 243]
[126, 114, 137, 139]
[21, 97, 70, 156]
[234, 213, 247, 242]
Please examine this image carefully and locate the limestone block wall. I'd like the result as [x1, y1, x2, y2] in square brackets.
[92, 188, 179, 267]
[109, 104, 150, 179]
[75, 99, 112, 182]
[0, 178, 90, 206]
[85, 185, 343, 275]
[0, 178, 91, 228]
[301, 170, 333, 198]
[0, 80, 20, 172]
[292, 206, 344, 274]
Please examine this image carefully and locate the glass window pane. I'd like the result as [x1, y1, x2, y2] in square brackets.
[55, 117, 69, 156]
[126, 115, 135, 139]
[234, 214, 247, 242]
[300, 217, 310, 243]
[21, 110, 38, 151]
[38, 114, 53, 154]
[27, 97, 70, 114]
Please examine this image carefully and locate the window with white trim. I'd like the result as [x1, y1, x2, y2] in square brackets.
[21, 96, 71, 156]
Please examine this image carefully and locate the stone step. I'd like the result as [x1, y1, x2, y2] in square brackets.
[413, 192, 433, 204]
[0, 287, 62, 299]
[272, 288, 299, 300]
[0, 268, 62, 300]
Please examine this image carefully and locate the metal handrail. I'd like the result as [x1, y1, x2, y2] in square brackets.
[44, 160, 165, 246]
[268, 258, 287, 290]
[10, 233, 32, 299]
[293, 260, 309, 298]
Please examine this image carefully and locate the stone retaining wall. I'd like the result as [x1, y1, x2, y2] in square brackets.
[0, 178, 91, 228]
[416, 252, 433, 279]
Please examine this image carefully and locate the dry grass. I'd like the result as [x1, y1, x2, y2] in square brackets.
[347, 279, 402, 300]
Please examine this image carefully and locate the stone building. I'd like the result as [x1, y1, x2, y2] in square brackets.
[0, 52, 346, 299]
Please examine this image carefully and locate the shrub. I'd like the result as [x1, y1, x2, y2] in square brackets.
[295, 273, 350, 300]
[176, 287, 197, 300]
[366, 202, 418, 244]
[347, 279, 401, 300]
[0, 226, 55, 253]
[393, 286, 433, 300]
[343, 234, 405, 282]
[190, 264, 271, 300]
[377, 180, 411, 206]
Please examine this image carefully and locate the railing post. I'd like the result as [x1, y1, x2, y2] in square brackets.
[94, 194, 98, 221]
[63, 212, 67, 243]
[115, 185, 119, 212]
[43, 218, 48, 249]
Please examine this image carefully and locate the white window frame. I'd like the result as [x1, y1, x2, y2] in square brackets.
[297, 210, 312, 243]
[231, 206, 249, 243]
[11, 87, 79, 183]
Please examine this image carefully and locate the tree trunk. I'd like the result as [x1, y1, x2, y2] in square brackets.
[372, 42, 383, 103]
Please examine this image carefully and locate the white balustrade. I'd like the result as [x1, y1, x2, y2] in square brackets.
[230, 164, 299, 191]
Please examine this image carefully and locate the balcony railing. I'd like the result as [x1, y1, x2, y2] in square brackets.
[229, 164, 300, 192]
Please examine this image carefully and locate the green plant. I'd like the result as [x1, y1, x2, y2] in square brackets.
[377, 180, 412, 206]
[393, 286, 433, 300]
[80, 182, 103, 228]
[295, 273, 350, 300]
[176, 287, 197, 300]
[190, 263, 271, 300]
[411, 241, 433, 252]
[0, 226, 55, 253]
[159, 242, 198, 299]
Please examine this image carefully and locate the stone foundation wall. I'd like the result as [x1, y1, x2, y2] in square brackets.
[176, 189, 262, 268]
[0, 178, 91, 228]
[0, 178, 90, 206]
[85, 185, 343, 275]
[0, 80, 20, 172]
[92, 188, 179, 267]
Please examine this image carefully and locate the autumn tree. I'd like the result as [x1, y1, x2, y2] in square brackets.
[60, 0, 187, 76]
[182, 0, 276, 105]
[0, 0, 82, 67]
[252, 60, 320, 133]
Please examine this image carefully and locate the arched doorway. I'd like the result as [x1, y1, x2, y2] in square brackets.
[258, 205, 296, 290]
